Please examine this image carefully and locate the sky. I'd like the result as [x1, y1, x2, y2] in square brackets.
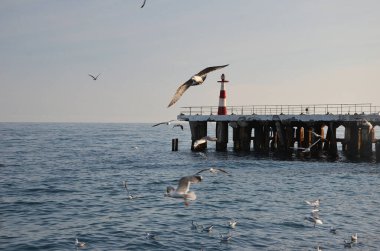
[1, 0, 379, 123]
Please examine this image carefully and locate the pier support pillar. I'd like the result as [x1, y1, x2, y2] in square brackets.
[190, 121, 207, 151]
[360, 125, 372, 159]
[275, 121, 287, 154]
[232, 123, 252, 152]
[216, 121, 228, 151]
[326, 122, 338, 157]
[376, 142, 380, 162]
[346, 123, 359, 158]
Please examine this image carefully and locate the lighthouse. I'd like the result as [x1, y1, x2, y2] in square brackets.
[217, 74, 228, 115]
[216, 74, 229, 151]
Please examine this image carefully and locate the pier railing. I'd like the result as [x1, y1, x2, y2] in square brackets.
[180, 103, 380, 116]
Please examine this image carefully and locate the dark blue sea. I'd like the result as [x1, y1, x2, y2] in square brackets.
[1, 123, 380, 251]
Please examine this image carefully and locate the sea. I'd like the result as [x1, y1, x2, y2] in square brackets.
[1, 123, 379, 251]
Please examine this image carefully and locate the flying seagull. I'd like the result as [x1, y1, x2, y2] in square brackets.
[141, 0, 146, 8]
[167, 64, 229, 107]
[193, 136, 218, 148]
[88, 73, 101, 80]
[165, 175, 203, 204]
[196, 167, 229, 175]
[290, 138, 321, 153]
[124, 181, 136, 200]
[152, 120, 176, 127]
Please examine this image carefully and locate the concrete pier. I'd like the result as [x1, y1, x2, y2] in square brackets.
[179, 103, 380, 161]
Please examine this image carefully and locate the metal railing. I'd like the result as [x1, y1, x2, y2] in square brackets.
[179, 103, 380, 116]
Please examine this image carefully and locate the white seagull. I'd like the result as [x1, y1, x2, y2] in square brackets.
[196, 167, 229, 175]
[202, 225, 214, 233]
[167, 64, 229, 107]
[304, 216, 323, 227]
[145, 232, 157, 240]
[351, 233, 358, 242]
[88, 73, 101, 80]
[165, 175, 203, 204]
[305, 198, 321, 208]
[291, 138, 321, 153]
[228, 219, 237, 229]
[220, 232, 232, 242]
[75, 238, 86, 248]
[193, 136, 218, 148]
[124, 181, 136, 200]
[152, 120, 176, 127]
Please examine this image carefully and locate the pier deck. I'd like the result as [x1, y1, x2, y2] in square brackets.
[177, 103, 380, 161]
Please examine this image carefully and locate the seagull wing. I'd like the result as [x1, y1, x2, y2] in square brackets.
[196, 64, 229, 76]
[95, 73, 101, 79]
[89, 74, 96, 80]
[216, 168, 229, 174]
[205, 136, 218, 141]
[141, 0, 146, 8]
[309, 138, 321, 149]
[193, 138, 207, 148]
[176, 175, 202, 194]
[152, 122, 165, 127]
[195, 169, 210, 175]
[167, 79, 192, 107]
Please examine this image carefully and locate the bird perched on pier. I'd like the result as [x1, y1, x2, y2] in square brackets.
[167, 64, 229, 107]
[88, 73, 101, 80]
[193, 136, 218, 148]
[196, 167, 229, 175]
[152, 120, 176, 127]
[165, 175, 203, 205]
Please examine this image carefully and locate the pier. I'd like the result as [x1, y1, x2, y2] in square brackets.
[177, 103, 380, 160]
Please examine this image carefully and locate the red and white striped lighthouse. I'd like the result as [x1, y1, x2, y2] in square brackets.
[217, 74, 229, 115]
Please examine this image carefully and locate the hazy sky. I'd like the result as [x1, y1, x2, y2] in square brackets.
[1, 0, 379, 123]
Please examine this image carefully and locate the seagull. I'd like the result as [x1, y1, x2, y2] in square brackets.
[304, 216, 323, 227]
[351, 233, 358, 242]
[152, 120, 176, 127]
[344, 240, 353, 248]
[220, 232, 232, 242]
[141, 0, 146, 8]
[330, 226, 337, 234]
[193, 136, 218, 148]
[305, 198, 321, 208]
[312, 132, 322, 138]
[310, 209, 320, 219]
[291, 138, 321, 153]
[173, 124, 184, 130]
[316, 245, 322, 251]
[191, 220, 201, 230]
[75, 238, 86, 248]
[196, 167, 229, 175]
[145, 232, 157, 240]
[124, 181, 136, 200]
[167, 64, 229, 107]
[228, 219, 237, 229]
[202, 225, 213, 233]
[165, 175, 203, 204]
[88, 73, 101, 80]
